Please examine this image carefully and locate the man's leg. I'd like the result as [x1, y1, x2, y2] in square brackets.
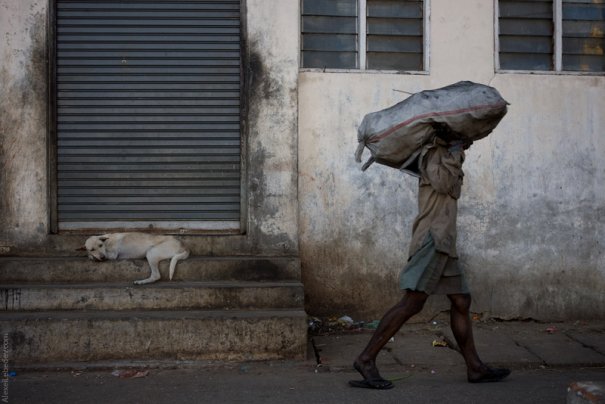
[448, 293, 511, 383]
[448, 293, 482, 370]
[353, 290, 429, 386]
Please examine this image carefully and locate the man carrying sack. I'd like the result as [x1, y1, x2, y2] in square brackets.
[350, 82, 511, 389]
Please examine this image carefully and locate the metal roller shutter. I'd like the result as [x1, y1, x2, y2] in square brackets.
[54, 0, 242, 231]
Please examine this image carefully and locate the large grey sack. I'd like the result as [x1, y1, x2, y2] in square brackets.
[355, 81, 508, 174]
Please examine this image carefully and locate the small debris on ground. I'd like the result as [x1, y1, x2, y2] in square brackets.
[314, 364, 331, 373]
[338, 315, 354, 327]
[432, 338, 449, 348]
[364, 320, 380, 330]
[307, 315, 368, 335]
[111, 369, 149, 379]
[308, 317, 322, 333]
[388, 373, 413, 382]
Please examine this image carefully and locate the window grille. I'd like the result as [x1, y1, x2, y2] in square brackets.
[497, 0, 604, 73]
[301, 0, 427, 71]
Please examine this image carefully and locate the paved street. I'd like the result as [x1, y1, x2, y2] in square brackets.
[10, 365, 605, 404]
[7, 320, 605, 403]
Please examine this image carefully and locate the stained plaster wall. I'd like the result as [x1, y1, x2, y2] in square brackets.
[0, 0, 300, 258]
[2, 0, 604, 321]
[299, 0, 605, 321]
[0, 0, 48, 249]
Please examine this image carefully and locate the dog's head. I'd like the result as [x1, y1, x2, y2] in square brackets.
[82, 235, 109, 262]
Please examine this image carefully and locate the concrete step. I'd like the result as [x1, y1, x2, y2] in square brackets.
[0, 256, 300, 283]
[0, 309, 308, 365]
[0, 256, 308, 367]
[0, 281, 304, 311]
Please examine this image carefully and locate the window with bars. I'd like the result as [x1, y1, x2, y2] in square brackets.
[301, 0, 427, 71]
[498, 0, 605, 73]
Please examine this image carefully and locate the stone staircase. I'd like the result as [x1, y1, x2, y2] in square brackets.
[0, 256, 308, 367]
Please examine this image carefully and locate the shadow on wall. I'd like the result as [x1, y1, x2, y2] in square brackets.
[301, 240, 452, 322]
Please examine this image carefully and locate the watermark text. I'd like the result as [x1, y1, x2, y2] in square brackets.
[2, 333, 9, 403]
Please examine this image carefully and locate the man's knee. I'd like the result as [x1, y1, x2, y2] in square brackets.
[400, 290, 429, 314]
[448, 293, 472, 313]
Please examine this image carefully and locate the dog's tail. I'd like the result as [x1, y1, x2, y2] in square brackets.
[169, 249, 190, 280]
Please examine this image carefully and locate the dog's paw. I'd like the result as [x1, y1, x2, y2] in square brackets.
[134, 277, 160, 285]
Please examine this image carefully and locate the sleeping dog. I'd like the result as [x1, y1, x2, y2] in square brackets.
[82, 232, 189, 285]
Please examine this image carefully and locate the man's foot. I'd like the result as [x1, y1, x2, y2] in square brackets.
[349, 359, 394, 390]
[348, 379, 394, 390]
[468, 366, 511, 383]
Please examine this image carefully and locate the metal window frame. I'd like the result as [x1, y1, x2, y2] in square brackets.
[47, 0, 248, 235]
[359, 0, 367, 70]
[554, 0, 563, 71]
[494, 0, 604, 75]
[300, 0, 430, 74]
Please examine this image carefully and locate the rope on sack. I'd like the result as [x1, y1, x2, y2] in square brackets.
[354, 141, 365, 163]
[355, 141, 375, 171]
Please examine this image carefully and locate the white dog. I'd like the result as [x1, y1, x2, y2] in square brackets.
[82, 232, 189, 285]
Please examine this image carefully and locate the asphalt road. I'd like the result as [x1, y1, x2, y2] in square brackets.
[9, 363, 605, 404]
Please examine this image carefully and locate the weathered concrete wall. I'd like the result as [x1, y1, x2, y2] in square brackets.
[245, 0, 300, 255]
[299, 0, 605, 320]
[2, 0, 603, 321]
[0, 0, 300, 257]
[0, 0, 49, 249]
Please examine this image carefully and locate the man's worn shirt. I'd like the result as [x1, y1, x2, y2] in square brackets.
[408, 138, 464, 258]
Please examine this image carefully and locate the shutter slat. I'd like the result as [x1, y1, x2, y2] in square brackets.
[58, 179, 241, 188]
[59, 100, 240, 107]
[57, 75, 240, 82]
[58, 188, 240, 196]
[58, 155, 240, 163]
[59, 212, 241, 220]
[58, 35, 241, 42]
[57, 2, 240, 10]
[57, 131, 240, 138]
[58, 26, 240, 35]
[57, 11, 240, 19]
[57, 83, 240, 90]
[57, 50, 240, 58]
[57, 18, 240, 26]
[59, 196, 241, 204]
[58, 43, 240, 51]
[58, 163, 239, 171]
[58, 91, 240, 98]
